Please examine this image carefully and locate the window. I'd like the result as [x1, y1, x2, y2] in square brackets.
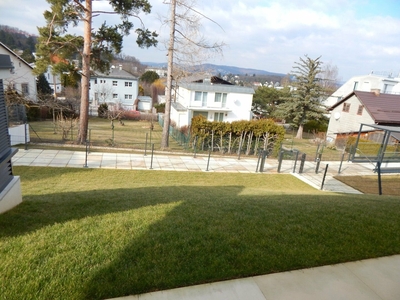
[194, 91, 207, 105]
[94, 79, 97, 84]
[113, 81, 118, 86]
[125, 82, 132, 87]
[125, 94, 133, 100]
[21, 83, 29, 95]
[343, 103, 351, 112]
[353, 81, 358, 91]
[357, 105, 364, 115]
[214, 93, 227, 103]
[113, 93, 118, 99]
[214, 112, 224, 122]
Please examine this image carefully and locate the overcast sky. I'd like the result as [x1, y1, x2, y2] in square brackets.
[1, 0, 400, 82]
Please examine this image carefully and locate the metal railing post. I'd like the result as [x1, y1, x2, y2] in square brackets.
[144, 132, 148, 156]
[206, 147, 211, 171]
[299, 153, 306, 174]
[292, 150, 299, 173]
[83, 140, 89, 168]
[338, 153, 345, 174]
[149, 144, 154, 169]
[277, 150, 284, 173]
[320, 164, 329, 190]
[315, 153, 322, 174]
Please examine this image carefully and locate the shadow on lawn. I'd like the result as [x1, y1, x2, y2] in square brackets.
[1, 184, 230, 239]
[80, 194, 400, 299]
[2, 180, 400, 300]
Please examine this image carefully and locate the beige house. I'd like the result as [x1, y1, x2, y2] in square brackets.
[327, 90, 400, 145]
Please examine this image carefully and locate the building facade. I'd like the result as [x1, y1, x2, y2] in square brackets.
[0, 42, 37, 102]
[171, 76, 254, 128]
[89, 65, 138, 113]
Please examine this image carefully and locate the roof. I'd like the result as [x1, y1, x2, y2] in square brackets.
[0, 41, 33, 69]
[178, 76, 254, 94]
[171, 102, 187, 112]
[92, 68, 137, 80]
[329, 91, 400, 125]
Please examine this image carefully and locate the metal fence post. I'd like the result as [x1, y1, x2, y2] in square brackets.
[149, 144, 154, 169]
[314, 143, 320, 162]
[83, 140, 89, 168]
[277, 150, 284, 173]
[320, 164, 329, 190]
[338, 152, 345, 174]
[256, 149, 262, 172]
[206, 147, 211, 171]
[144, 132, 148, 156]
[377, 161, 382, 195]
[193, 136, 197, 158]
[259, 150, 267, 173]
[88, 128, 91, 153]
[299, 153, 306, 174]
[292, 150, 299, 173]
[24, 122, 28, 150]
[315, 153, 322, 174]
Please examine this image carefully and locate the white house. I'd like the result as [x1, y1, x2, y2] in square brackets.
[324, 73, 400, 108]
[327, 90, 400, 144]
[44, 65, 63, 96]
[0, 41, 37, 102]
[170, 76, 254, 128]
[89, 65, 138, 113]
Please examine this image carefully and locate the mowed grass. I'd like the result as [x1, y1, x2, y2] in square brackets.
[28, 117, 185, 152]
[1, 167, 400, 300]
[334, 175, 400, 195]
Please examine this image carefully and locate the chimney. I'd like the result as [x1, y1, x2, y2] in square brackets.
[119, 64, 122, 71]
[371, 88, 380, 96]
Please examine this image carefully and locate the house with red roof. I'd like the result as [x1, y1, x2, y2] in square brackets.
[326, 90, 400, 145]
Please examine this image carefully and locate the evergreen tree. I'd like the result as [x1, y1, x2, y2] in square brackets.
[34, 0, 158, 144]
[140, 70, 160, 84]
[36, 73, 53, 95]
[276, 55, 326, 139]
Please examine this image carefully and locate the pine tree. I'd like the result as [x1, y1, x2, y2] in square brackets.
[34, 0, 158, 144]
[36, 73, 53, 95]
[276, 55, 326, 139]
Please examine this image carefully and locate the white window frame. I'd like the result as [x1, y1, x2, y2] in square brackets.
[112, 81, 118, 86]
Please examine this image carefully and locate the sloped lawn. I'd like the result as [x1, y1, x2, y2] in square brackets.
[1, 167, 400, 299]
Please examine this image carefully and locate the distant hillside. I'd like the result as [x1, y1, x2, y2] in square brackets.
[142, 62, 285, 77]
[0, 25, 37, 52]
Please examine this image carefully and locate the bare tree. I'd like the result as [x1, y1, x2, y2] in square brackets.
[161, 0, 225, 149]
[318, 62, 340, 97]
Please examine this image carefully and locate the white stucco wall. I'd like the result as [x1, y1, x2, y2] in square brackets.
[0, 176, 22, 214]
[89, 70, 138, 110]
[0, 45, 37, 102]
[174, 86, 253, 127]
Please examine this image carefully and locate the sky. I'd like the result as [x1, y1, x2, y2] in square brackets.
[1, 0, 400, 82]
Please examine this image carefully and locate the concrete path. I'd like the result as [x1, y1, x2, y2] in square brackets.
[107, 255, 400, 300]
[12, 148, 400, 300]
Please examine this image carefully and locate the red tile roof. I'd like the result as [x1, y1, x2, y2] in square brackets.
[329, 91, 400, 125]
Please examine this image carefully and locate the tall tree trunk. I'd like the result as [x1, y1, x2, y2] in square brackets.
[161, 0, 176, 149]
[296, 124, 304, 139]
[78, 0, 92, 144]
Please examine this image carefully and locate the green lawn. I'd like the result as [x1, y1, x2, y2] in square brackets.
[1, 167, 400, 300]
[28, 117, 185, 152]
